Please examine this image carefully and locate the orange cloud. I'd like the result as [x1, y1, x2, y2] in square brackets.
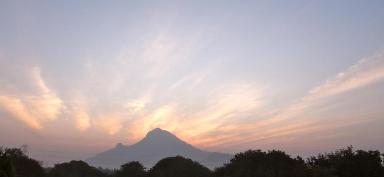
[74, 110, 91, 131]
[94, 113, 124, 135]
[184, 55, 384, 149]
[0, 66, 63, 130]
[308, 55, 384, 99]
[127, 105, 178, 140]
[0, 96, 42, 130]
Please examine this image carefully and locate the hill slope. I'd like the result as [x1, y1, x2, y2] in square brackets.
[86, 128, 232, 169]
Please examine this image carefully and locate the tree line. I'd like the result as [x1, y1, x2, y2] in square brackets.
[1, 146, 383, 177]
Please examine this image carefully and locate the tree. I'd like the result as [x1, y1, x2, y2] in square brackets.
[307, 146, 384, 177]
[47, 160, 107, 177]
[0, 148, 15, 177]
[114, 161, 146, 177]
[213, 150, 309, 177]
[0, 147, 44, 177]
[148, 156, 211, 177]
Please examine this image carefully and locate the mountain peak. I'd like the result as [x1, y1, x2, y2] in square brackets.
[115, 143, 126, 149]
[140, 128, 182, 144]
[87, 127, 233, 169]
[146, 128, 171, 137]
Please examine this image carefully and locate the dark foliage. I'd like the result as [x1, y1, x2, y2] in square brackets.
[307, 146, 384, 177]
[0, 148, 15, 177]
[0, 147, 44, 177]
[213, 150, 309, 177]
[148, 156, 211, 177]
[114, 161, 146, 177]
[1, 146, 384, 177]
[47, 160, 107, 177]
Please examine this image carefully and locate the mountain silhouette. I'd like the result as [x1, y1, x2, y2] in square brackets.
[86, 128, 232, 169]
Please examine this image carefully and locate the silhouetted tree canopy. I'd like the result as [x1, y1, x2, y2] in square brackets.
[47, 160, 107, 177]
[114, 161, 146, 177]
[148, 156, 211, 177]
[0, 147, 44, 177]
[307, 146, 384, 177]
[1, 146, 384, 177]
[0, 148, 15, 177]
[213, 150, 309, 177]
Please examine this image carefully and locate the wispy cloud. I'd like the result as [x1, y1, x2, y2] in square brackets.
[93, 113, 124, 135]
[0, 96, 43, 129]
[65, 30, 205, 137]
[270, 54, 384, 123]
[124, 95, 152, 113]
[169, 71, 209, 91]
[179, 84, 264, 139]
[0, 66, 64, 130]
[308, 55, 384, 99]
[73, 109, 91, 132]
[116, 83, 264, 142]
[3, 51, 382, 153]
[191, 54, 384, 149]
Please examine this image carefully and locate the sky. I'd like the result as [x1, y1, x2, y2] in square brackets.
[1, 0, 384, 166]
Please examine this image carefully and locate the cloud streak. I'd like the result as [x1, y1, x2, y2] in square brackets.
[0, 66, 64, 130]
[308, 55, 384, 99]
[191, 54, 384, 149]
[74, 109, 91, 132]
[0, 96, 43, 129]
[66, 54, 384, 147]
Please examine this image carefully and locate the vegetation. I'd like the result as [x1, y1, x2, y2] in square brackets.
[114, 161, 146, 177]
[0, 147, 44, 177]
[1, 146, 383, 177]
[47, 160, 106, 177]
[212, 150, 309, 177]
[307, 146, 384, 177]
[0, 148, 14, 177]
[148, 156, 211, 177]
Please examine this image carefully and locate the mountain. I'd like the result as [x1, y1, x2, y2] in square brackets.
[86, 128, 232, 169]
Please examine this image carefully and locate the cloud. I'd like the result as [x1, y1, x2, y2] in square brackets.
[308, 55, 384, 99]
[114, 31, 200, 79]
[0, 66, 64, 130]
[68, 30, 204, 137]
[124, 95, 152, 113]
[141, 34, 179, 77]
[264, 55, 384, 124]
[93, 113, 124, 135]
[115, 83, 265, 142]
[0, 96, 42, 129]
[29, 67, 63, 120]
[127, 105, 177, 140]
[74, 110, 91, 131]
[272, 54, 384, 122]
[3, 24, 380, 153]
[169, 70, 210, 91]
[193, 84, 262, 122]
[190, 54, 384, 149]
[114, 82, 263, 142]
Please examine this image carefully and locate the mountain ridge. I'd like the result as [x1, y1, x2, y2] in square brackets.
[86, 128, 232, 169]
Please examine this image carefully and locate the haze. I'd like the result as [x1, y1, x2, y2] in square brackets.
[1, 0, 384, 166]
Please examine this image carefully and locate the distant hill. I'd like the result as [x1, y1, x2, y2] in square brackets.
[86, 128, 232, 169]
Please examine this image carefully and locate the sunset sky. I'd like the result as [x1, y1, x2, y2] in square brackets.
[1, 0, 384, 166]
